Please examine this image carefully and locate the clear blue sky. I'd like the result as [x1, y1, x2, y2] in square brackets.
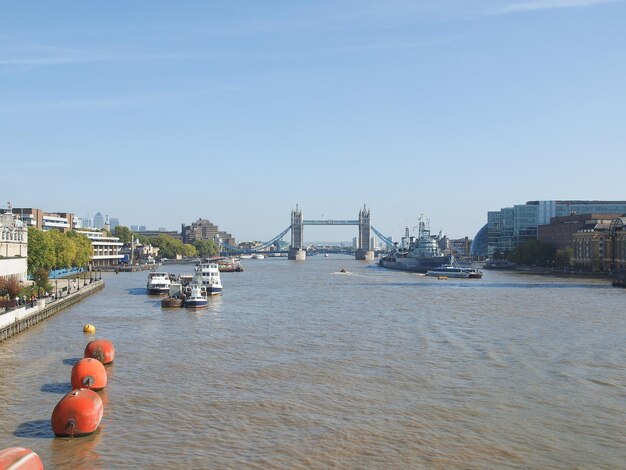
[2, 1, 625, 242]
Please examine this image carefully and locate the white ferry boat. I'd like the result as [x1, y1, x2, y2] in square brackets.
[194, 262, 223, 295]
[426, 265, 483, 279]
[146, 272, 171, 294]
[184, 276, 208, 309]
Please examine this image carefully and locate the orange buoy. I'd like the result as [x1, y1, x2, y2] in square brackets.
[84, 339, 115, 364]
[51, 388, 103, 437]
[71, 358, 107, 391]
[0, 447, 43, 470]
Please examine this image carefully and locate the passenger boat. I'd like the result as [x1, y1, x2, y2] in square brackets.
[146, 272, 171, 294]
[252, 253, 265, 259]
[379, 217, 452, 273]
[194, 262, 223, 295]
[426, 264, 483, 279]
[184, 277, 208, 309]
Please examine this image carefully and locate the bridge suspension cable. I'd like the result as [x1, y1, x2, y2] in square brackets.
[220, 226, 291, 253]
[370, 226, 395, 248]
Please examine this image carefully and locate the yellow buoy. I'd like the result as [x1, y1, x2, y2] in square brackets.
[83, 324, 96, 334]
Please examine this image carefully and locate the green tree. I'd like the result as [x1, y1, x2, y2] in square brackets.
[114, 225, 133, 245]
[48, 229, 73, 269]
[27, 227, 56, 274]
[193, 239, 218, 257]
[181, 244, 198, 258]
[32, 267, 52, 295]
[67, 231, 92, 267]
[554, 247, 573, 268]
[509, 240, 556, 267]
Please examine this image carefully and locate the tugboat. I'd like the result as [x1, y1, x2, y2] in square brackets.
[379, 217, 452, 273]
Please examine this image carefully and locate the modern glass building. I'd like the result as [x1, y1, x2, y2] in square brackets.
[486, 200, 626, 256]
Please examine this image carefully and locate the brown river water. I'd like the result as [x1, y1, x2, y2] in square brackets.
[0, 256, 624, 469]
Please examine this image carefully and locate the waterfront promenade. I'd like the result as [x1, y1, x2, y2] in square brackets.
[0, 279, 104, 342]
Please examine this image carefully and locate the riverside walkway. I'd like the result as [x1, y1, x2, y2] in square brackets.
[0, 279, 104, 342]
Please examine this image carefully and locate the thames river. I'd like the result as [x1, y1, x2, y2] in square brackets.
[0, 256, 624, 469]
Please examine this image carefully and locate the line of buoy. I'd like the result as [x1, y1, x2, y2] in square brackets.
[3, 326, 117, 467]
[50, 328, 115, 439]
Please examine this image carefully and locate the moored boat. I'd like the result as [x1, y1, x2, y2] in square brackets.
[146, 272, 171, 295]
[379, 217, 452, 273]
[194, 262, 223, 295]
[161, 282, 185, 308]
[184, 275, 208, 309]
[209, 256, 244, 272]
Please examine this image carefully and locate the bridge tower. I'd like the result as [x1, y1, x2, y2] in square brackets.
[288, 205, 306, 260]
[355, 204, 375, 260]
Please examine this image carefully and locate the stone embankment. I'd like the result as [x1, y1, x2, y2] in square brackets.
[0, 280, 104, 343]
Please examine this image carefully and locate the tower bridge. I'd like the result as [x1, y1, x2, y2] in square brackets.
[289, 205, 373, 261]
[220, 205, 394, 261]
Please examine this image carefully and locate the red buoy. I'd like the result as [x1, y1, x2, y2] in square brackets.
[51, 388, 103, 437]
[84, 339, 115, 364]
[71, 358, 107, 391]
[0, 447, 43, 470]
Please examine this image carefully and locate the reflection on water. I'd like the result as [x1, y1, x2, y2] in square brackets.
[1, 259, 624, 469]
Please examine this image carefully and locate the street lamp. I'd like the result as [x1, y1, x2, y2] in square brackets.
[55, 280, 58, 300]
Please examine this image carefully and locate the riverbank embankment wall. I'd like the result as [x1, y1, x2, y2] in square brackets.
[0, 280, 104, 342]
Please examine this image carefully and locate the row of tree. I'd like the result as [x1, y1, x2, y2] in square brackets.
[112, 226, 219, 259]
[27, 228, 92, 275]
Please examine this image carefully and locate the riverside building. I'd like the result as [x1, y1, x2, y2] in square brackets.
[11, 207, 74, 233]
[486, 200, 626, 256]
[573, 216, 626, 273]
[76, 230, 124, 268]
[0, 207, 28, 282]
[181, 219, 236, 246]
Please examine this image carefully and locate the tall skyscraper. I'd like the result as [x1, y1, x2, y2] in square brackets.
[93, 212, 105, 229]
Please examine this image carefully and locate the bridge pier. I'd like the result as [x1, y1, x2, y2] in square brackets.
[288, 248, 306, 261]
[355, 249, 374, 261]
